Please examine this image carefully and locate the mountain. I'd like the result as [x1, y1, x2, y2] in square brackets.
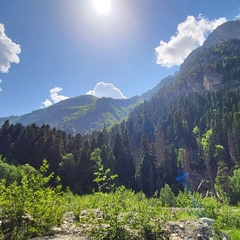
[172, 21, 240, 93]
[122, 39, 240, 195]
[143, 21, 240, 98]
[175, 38, 240, 92]
[202, 20, 240, 48]
[0, 95, 143, 135]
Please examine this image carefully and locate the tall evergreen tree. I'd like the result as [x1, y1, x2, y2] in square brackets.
[113, 131, 135, 188]
[138, 134, 157, 197]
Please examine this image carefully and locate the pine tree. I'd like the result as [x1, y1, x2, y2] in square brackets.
[214, 161, 230, 202]
[138, 135, 157, 197]
[113, 131, 135, 188]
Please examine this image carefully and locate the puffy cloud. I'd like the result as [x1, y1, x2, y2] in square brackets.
[41, 99, 52, 107]
[0, 24, 21, 73]
[86, 81, 127, 99]
[0, 79, 2, 92]
[49, 87, 69, 103]
[41, 87, 69, 107]
[155, 15, 227, 68]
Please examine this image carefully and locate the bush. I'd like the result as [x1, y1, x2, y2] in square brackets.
[176, 190, 193, 208]
[159, 184, 176, 207]
[0, 160, 65, 239]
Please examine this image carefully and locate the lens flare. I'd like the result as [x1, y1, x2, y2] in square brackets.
[92, 0, 111, 14]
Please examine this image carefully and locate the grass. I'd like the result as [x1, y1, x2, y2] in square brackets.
[226, 229, 240, 240]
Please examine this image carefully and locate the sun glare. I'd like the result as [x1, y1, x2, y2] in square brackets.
[92, 0, 111, 14]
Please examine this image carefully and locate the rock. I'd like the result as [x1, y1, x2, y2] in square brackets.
[169, 233, 183, 240]
[162, 220, 230, 240]
[29, 211, 91, 240]
[200, 217, 215, 226]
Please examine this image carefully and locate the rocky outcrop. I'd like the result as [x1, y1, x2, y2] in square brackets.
[203, 72, 223, 90]
[30, 213, 230, 240]
[162, 218, 229, 240]
[29, 212, 90, 240]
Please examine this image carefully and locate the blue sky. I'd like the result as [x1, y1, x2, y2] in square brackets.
[0, 0, 239, 117]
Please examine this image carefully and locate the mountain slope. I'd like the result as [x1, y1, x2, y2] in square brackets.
[177, 21, 240, 91]
[141, 73, 177, 100]
[142, 21, 240, 99]
[176, 38, 240, 92]
[0, 95, 143, 134]
[122, 26, 240, 192]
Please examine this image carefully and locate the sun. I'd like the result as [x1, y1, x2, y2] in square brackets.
[92, 0, 111, 14]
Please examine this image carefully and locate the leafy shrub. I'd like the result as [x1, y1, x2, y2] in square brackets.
[176, 190, 193, 208]
[159, 183, 176, 207]
[0, 160, 65, 239]
[199, 196, 220, 219]
[216, 205, 240, 230]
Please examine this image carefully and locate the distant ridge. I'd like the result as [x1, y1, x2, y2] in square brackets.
[0, 95, 143, 135]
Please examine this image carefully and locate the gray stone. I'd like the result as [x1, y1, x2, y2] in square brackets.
[200, 217, 215, 226]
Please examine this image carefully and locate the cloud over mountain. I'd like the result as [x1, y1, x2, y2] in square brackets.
[0, 24, 21, 73]
[42, 87, 69, 107]
[86, 81, 127, 99]
[155, 15, 227, 68]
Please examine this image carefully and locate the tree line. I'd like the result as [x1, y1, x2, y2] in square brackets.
[1, 85, 240, 203]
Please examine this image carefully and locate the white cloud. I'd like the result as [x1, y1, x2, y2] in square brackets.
[235, 14, 240, 20]
[49, 87, 69, 103]
[41, 99, 52, 107]
[41, 87, 69, 107]
[155, 15, 227, 68]
[86, 81, 127, 99]
[0, 79, 2, 92]
[0, 24, 21, 73]
[235, 7, 240, 19]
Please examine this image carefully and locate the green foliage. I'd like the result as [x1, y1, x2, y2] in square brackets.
[0, 159, 238, 240]
[0, 160, 65, 239]
[90, 148, 117, 192]
[159, 183, 176, 207]
[228, 229, 240, 240]
[176, 190, 193, 208]
[0, 157, 38, 186]
[201, 129, 213, 155]
[74, 186, 172, 239]
[229, 166, 240, 205]
[215, 204, 240, 230]
[214, 161, 230, 202]
[214, 145, 225, 161]
[199, 196, 221, 219]
[193, 126, 200, 136]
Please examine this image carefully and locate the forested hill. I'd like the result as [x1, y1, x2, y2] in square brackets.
[0, 95, 143, 135]
[0, 21, 240, 202]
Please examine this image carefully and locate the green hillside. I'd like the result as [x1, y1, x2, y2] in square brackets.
[0, 95, 143, 135]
